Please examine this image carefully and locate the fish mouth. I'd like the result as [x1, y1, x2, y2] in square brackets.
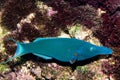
[100, 47, 113, 55]
[105, 48, 113, 54]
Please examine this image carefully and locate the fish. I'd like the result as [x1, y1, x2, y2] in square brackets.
[2, 37, 113, 64]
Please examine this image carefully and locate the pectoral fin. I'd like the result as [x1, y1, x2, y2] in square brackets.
[70, 53, 78, 64]
[33, 53, 52, 60]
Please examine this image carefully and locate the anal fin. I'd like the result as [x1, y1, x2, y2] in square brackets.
[33, 53, 52, 60]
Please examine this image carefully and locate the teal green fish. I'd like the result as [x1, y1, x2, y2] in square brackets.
[2, 37, 113, 64]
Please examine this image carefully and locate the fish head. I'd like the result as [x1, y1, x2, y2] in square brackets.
[90, 46, 113, 55]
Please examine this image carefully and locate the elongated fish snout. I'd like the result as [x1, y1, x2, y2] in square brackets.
[99, 46, 113, 55]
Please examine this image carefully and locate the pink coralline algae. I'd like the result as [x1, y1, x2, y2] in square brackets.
[47, 9, 58, 17]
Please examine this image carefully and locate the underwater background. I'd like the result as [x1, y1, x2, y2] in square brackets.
[0, 0, 120, 80]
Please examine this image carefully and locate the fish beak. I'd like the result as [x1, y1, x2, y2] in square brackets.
[99, 46, 113, 55]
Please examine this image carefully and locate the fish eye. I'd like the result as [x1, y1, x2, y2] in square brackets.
[90, 47, 95, 51]
[90, 47, 98, 52]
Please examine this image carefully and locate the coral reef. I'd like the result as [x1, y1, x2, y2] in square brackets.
[94, 12, 120, 47]
[101, 58, 120, 80]
[0, 0, 120, 80]
[45, 0, 101, 29]
[1, 0, 37, 30]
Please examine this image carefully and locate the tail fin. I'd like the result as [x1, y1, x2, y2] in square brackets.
[0, 38, 19, 64]
[6, 38, 18, 43]
[0, 56, 17, 64]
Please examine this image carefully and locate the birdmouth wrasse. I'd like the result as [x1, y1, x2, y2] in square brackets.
[2, 37, 113, 64]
